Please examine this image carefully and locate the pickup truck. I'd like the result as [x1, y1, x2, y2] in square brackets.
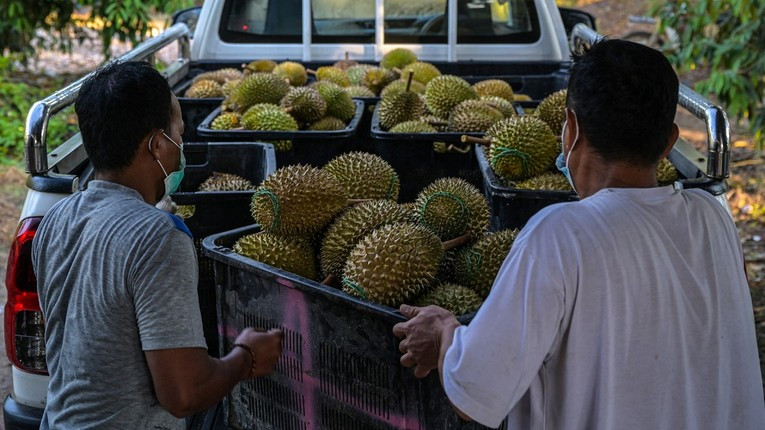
[3, 0, 732, 429]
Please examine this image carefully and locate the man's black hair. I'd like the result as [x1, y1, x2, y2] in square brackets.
[567, 39, 679, 166]
[75, 61, 172, 171]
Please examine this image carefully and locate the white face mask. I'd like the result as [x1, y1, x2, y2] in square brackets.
[555, 109, 579, 194]
[149, 132, 185, 200]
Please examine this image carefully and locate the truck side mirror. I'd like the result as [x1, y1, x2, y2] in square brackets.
[172, 6, 202, 37]
[559, 7, 597, 38]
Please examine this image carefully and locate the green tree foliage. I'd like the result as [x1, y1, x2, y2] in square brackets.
[656, 0, 765, 148]
[0, 0, 194, 59]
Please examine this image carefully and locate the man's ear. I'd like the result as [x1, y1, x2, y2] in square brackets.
[145, 129, 163, 159]
[660, 123, 679, 160]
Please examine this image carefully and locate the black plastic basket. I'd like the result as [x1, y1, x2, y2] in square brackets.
[476, 145, 578, 231]
[174, 79, 224, 143]
[351, 96, 379, 153]
[196, 101, 365, 167]
[170, 142, 277, 356]
[202, 225, 504, 430]
[369, 105, 494, 203]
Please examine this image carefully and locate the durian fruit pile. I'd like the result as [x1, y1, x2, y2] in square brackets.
[378, 73, 519, 136]
[184, 68, 243, 99]
[228, 152, 511, 316]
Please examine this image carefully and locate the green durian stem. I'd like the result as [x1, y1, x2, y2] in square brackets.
[461, 135, 491, 147]
[443, 233, 472, 251]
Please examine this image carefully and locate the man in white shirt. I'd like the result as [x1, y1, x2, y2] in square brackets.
[393, 39, 765, 429]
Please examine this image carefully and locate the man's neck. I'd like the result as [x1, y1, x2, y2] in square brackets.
[573, 150, 658, 199]
[95, 167, 159, 205]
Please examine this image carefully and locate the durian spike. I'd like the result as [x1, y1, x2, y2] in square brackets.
[442, 232, 472, 251]
[405, 71, 414, 92]
[461, 135, 491, 147]
[348, 198, 374, 205]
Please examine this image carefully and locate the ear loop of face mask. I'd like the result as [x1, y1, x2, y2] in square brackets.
[149, 131, 182, 176]
[556, 109, 579, 194]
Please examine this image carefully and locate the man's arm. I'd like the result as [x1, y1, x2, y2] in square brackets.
[145, 328, 281, 418]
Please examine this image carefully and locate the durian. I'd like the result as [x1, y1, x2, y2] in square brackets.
[231, 73, 291, 111]
[515, 172, 572, 191]
[454, 229, 518, 298]
[313, 82, 357, 122]
[534, 89, 567, 136]
[388, 120, 437, 133]
[342, 223, 442, 306]
[424, 75, 478, 118]
[280, 87, 327, 123]
[241, 106, 298, 151]
[420, 115, 449, 132]
[380, 79, 426, 98]
[272, 61, 308, 86]
[480, 96, 517, 118]
[243, 60, 278, 74]
[251, 165, 348, 236]
[346, 64, 374, 86]
[380, 48, 418, 70]
[185, 80, 223, 98]
[320, 200, 411, 278]
[234, 233, 318, 280]
[415, 177, 490, 241]
[308, 117, 347, 131]
[345, 85, 376, 98]
[379, 75, 425, 130]
[192, 68, 243, 85]
[175, 205, 195, 219]
[363, 67, 398, 95]
[210, 112, 241, 130]
[473, 79, 514, 101]
[484, 116, 558, 181]
[221, 79, 242, 98]
[448, 100, 504, 133]
[198, 172, 256, 191]
[401, 62, 442, 85]
[657, 158, 679, 185]
[313, 66, 351, 87]
[414, 283, 483, 316]
[323, 152, 400, 200]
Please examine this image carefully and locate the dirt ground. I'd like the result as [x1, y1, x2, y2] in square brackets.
[0, 0, 763, 427]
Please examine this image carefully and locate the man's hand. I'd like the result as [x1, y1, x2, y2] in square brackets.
[234, 328, 283, 378]
[392, 304, 461, 378]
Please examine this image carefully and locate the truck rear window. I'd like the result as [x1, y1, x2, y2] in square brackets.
[219, 0, 540, 44]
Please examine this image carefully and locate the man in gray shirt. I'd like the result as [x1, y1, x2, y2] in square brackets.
[32, 61, 282, 429]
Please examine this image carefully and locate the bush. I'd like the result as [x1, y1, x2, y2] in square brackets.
[0, 57, 79, 164]
[655, 0, 765, 149]
[0, 0, 194, 60]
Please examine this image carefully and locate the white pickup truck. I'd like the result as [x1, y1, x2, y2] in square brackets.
[3, 0, 731, 429]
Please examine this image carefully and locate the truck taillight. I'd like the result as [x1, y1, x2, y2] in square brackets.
[4, 217, 47, 374]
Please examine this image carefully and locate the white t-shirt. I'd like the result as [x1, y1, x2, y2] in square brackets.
[443, 186, 765, 429]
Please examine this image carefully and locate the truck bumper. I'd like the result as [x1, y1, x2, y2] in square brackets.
[3, 394, 43, 430]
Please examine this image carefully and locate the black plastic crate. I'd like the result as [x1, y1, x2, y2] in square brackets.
[369, 104, 488, 202]
[202, 225, 506, 430]
[170, 142, 277, 356]
[351, 97, 379, 153]
[476, 145, 578, 231]
[174, 79, 224, 143]
[196, 101, 365, 167]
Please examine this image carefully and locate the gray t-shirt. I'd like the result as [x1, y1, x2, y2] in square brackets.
[443, 186, 765, 429]
[32, 180, 207, 430]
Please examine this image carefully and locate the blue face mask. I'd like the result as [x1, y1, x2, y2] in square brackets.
[556, 109, 578, 194]
[150, 132, 185, 199]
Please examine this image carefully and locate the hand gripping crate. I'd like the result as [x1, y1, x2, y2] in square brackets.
[202, 225, 508, 430]
[196, 100, 365, 168]
[475, 144, 578, 231]
[170, 142, 277, 356]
